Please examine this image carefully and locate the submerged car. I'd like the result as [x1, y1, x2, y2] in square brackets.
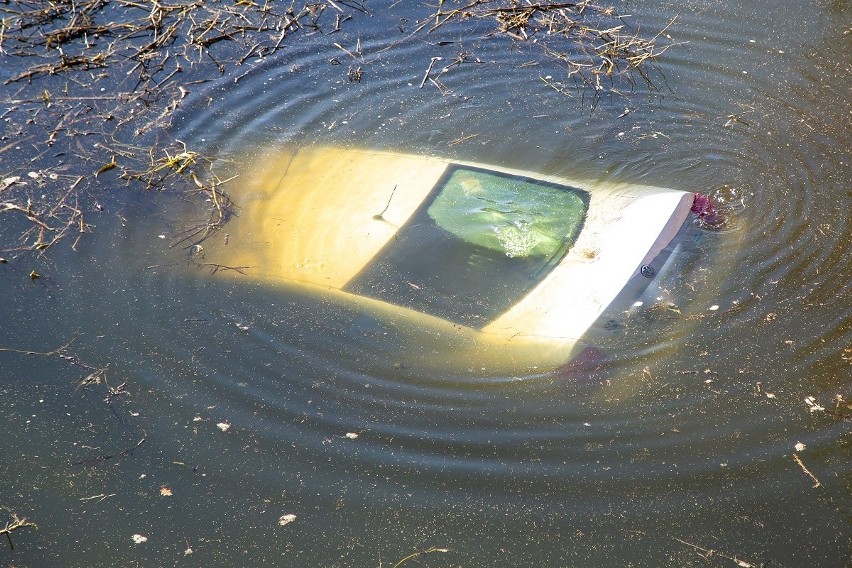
[205, 146, 708, 371]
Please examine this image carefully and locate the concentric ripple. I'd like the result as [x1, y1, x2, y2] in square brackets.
[112, 1, 852, 509]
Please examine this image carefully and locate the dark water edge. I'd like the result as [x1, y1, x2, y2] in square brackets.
[2, 0, 851, 566]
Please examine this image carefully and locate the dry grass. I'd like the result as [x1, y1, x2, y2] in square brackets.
[0, 0, 365, 256]
[1, 0, 674, 256]
[416, 0, 679, 104]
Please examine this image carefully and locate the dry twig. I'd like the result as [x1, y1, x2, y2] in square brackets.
[1, 1, 359, 255]
[386, 546, 450, 568]
[1, 509, 37, 550]
[792, 453, 822, 488]
[673, 537, 758, 567]
[416, 0, 679, 104]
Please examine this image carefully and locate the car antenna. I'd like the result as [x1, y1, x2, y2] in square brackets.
[372, 184, 397, 223]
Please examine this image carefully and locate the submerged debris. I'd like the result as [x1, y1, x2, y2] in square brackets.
[417, 0, 678, 105]
[0, 1, 364, 257]
[1, 1, 678, 257]
[1, 509, 38, 550]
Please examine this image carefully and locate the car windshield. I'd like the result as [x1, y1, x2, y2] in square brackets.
[345, 165, 589, 327]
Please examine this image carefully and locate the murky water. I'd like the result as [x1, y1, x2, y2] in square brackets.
[1, 1, 849, 566]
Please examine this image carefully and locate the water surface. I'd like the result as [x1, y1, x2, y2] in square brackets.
[1, 1, 849, 566]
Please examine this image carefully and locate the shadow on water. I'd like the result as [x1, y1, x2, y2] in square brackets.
[1, 1, 850, 566]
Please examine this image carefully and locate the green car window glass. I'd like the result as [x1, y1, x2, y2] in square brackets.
[426, 168, 587, 259]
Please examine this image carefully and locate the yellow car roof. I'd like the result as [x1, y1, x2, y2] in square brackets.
[207, 146, 693, 353]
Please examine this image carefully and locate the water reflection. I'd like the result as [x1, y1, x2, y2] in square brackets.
[1, 1, 849, 566]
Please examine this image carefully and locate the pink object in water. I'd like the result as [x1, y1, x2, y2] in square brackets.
[691, 193, 724, 227]
[691, 193, 713, 215]
[556, 345, 609, 382]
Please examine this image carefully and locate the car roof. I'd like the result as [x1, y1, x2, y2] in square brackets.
[206, 146, 693, 345]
